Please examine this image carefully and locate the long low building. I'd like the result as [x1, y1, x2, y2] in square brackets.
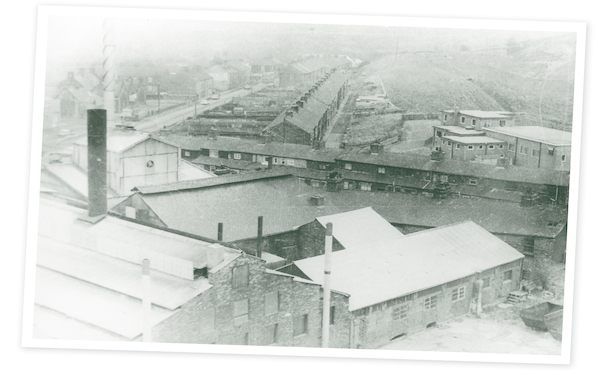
[283, 221, 525, 349]
[110, 171, 568, 264]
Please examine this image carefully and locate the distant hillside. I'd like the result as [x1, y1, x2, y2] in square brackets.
[368, 34, 576, 130]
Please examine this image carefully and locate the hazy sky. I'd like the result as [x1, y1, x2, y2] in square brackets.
[45, 15, 573, 83]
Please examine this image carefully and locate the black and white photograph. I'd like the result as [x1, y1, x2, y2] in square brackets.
[15, 3, 592, 371]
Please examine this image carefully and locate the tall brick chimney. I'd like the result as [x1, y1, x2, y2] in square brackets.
[84, 109, 107, 221]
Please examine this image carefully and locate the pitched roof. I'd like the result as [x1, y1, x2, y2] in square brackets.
[315, 207, 405, 249]
[293, 221, 525, 311]
[133, 170, 292, 194]
[126, 175, 568, 242]
[34, 198, 242, 340]
[336, 151, 570, 187]
[156, 135, 342, 163]
[74, 130, 151, 153]
[483, 126, 572, 146]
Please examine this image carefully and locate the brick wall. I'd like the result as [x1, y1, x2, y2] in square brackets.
[350, 260, 522, 349]
[297, 220, 345, 261]
[152, 253, 351, 347]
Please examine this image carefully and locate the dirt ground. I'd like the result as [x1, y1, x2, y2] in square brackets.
[380, 305, 562, 355]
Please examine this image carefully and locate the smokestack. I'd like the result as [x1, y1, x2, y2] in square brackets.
[142, 259, 152, 342]
[217, 223, 223, 241]
[87, 109, 107, 219]
[322, 222, 333, 348]
[256, 216, 263, 258]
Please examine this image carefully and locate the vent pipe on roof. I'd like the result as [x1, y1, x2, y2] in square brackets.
[256, 216, 263, 258]
[217, 222, 223, 241]
[296, 100, 304, 109]
[142, 259, 152, 342]
[292, 105, 299, 113]
[82, 109, 107, 222]
[321, 222, 333, 348]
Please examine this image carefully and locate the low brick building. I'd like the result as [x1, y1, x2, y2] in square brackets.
[287, 221, 525, 349]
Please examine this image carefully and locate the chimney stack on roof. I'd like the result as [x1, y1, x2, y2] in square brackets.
[292, 105, 299, 113]
[81, 108, 107, 223]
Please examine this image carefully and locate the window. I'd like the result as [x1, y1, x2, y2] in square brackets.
[344, 163, 352, 170]
[484, 120, 491, 127]
[503, 270, 513, 282]
[483, 277, 491, 288]
[451, 286, 466, 302]
[442, 139, 446, 145]
[499, 120, 506, 126]
[440, 175, 448, 183]
[548, 148, 554, 156]
[447, 141, 452, 146]
[184, 151, 191, 157]
[232, 265, 249, 289]
[286, 159, 295, 166]
[472, 119, 477, 126]
[460, 116, 466, 124]
[311, 180, 320, 187]
[234, 153, 242, 160]
[233, 299, 249, 326]
[479, 145, 484, 149]
[561, 155, 566, 162]
[264, 324, 278, 345]
[456, 144, 460, 149]
[424, 295, 437, 310]
[508, 144, 516, 152]
[360, 182, 372, 191]
[265, 291, 279, 315]
[319, 164, 327, 170]
[444, 114, 448, 121]
[519, 146, 528, 155]
[499, 144, 503, 149]
[469, 178, 478, 185]
[392, 304, 408, 320]
[293, 314, 308, 337]
[436, 131, 443, 137]
[124, 206, 136, 219]
[532, 149, 539, 157]
[467, 145, 474, 150]
[378, 167, 386, 174]
[488, 145, 495, 149]
[343, 181, 350, 190]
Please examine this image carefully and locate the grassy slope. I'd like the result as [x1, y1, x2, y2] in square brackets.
[367, 34, 576, 131]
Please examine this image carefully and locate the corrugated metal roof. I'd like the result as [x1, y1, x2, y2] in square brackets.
[35, 267, 177, 340]
[43, 163, 120, 199]
[33, 304, 130, 342]
[315, 207, 404, 249]
[37, 235, 213, 310]
[484, 126, 572, 146]
[293, 221, 525, 311]
[444, 136, 505, 144]
[131, 175, 568, 242]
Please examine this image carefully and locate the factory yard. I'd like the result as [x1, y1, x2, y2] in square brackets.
[380, 302, 562, 355]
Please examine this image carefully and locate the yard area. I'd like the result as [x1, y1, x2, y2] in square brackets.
[343, 113, 403, 146]
[380, 302, 562, 355]
[385, 118, 439, 154]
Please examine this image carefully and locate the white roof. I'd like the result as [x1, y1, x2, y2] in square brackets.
[74, 130, 150, 153]
[294, 221, 524, 311]
[484, 126, 572, 146]
[315, 207, 404, 249]
[179, 159, 216, 181]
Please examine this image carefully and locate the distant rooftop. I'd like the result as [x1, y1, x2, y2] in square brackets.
[484, 126, 572, 146]
[315, 207, 404, 249]
[122, 175, 568, 242]
[434, 125, 485, 136]
[293, 221, 524, 311]
[444, 135, 505, 144]
[444, 110, 513, 119]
